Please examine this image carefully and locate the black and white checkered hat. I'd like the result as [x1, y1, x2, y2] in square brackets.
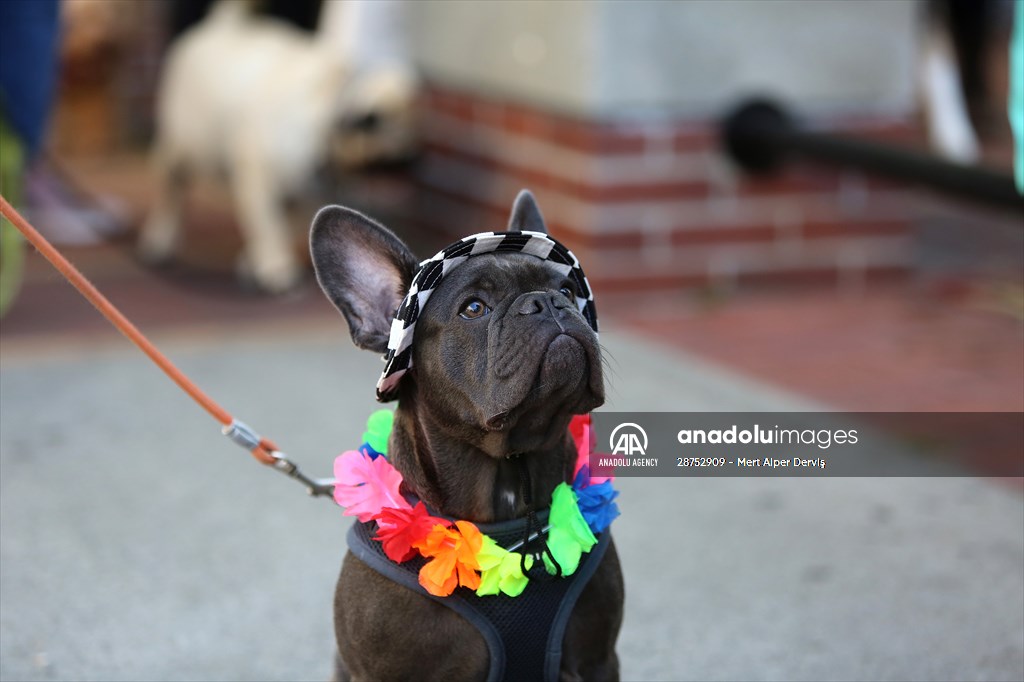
[376, 230, 598, 402]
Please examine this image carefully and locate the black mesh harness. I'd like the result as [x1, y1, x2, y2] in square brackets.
[347, 513, 611, 682]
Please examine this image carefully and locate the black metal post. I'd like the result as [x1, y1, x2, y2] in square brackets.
[722, 99, 1024, 213]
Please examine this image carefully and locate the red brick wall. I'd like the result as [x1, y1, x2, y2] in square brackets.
[412, 84, 922, 292]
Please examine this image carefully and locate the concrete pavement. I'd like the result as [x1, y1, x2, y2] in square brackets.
[1, 323, 1022, 681]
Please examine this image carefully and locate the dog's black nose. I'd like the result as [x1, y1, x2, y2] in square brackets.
[517, 292, 570, 316]
[518, 295, 544, 315]
[549, 292, 571, 310]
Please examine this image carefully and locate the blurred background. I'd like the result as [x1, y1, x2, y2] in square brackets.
[1, 1, 1022, 680]
[1, 0, 1021, 411]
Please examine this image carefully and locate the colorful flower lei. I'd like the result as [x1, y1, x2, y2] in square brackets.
[333, 411, 620, 598]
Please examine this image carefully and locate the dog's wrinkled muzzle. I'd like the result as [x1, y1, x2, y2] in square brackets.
[478, 287, 604, 444]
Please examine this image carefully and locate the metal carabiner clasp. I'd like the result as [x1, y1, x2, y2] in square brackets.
[222, 419, 335, 498]
[270, 450, 336, 498]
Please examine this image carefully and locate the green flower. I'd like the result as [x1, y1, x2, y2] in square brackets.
[476, 535, 531, 597]
[543, 482, 597, 576]
[363, 409, 394, 455]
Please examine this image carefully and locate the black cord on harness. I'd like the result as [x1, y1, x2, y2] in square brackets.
[518, 460, 562, 580]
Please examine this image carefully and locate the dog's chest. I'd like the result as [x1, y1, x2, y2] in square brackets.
[347, 519, 611, 682]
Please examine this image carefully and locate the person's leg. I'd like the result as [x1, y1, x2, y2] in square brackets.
[0, 113, 25, 316]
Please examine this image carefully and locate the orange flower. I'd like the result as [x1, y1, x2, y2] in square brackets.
[414, 520, 483, 596]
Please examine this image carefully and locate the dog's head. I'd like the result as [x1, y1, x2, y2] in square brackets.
[328, 65, 419, 169]
[310, 191, 604, 460]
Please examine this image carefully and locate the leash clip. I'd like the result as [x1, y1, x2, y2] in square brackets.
[222, 419, 335, 498]
[270, 450, 336, 498]
[222, 419, 261, 451]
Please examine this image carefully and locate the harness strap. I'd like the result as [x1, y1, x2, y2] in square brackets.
[518, 459, 561, 581]
[347, 520, 611, 682]
[347, 522, 505, 682]
[543, 529, 610, 680]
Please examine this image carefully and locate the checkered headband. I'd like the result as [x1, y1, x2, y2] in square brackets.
[376, 230, 598, 402]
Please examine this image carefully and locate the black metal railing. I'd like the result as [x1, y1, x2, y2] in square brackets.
[721, 98, 1024, 213]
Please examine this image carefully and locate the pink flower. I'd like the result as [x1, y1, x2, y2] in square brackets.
[570, 414, 612, 484]
[333, 450, 411, 522]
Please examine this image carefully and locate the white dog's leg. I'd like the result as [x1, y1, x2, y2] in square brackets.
[230, 145, 302, 294]
[138, 148, 187, 264]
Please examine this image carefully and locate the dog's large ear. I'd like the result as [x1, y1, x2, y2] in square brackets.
[507, 189, 548, 234]
[310, 206, 419, 353]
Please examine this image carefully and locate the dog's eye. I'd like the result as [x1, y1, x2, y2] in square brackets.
[559, 286, 575, 301]
[459, 298, 491, 320]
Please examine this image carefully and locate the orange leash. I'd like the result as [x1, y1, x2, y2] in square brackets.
[0, 194, 333, 495]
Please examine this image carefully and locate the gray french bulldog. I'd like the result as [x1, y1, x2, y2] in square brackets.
[310, 190, 623, 681]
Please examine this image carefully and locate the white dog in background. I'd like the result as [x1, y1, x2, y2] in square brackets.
[139, 0, 417, 293]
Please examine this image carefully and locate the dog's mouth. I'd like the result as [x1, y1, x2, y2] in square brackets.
[484, 331, 603, 440]
[537, 333, 589, 397]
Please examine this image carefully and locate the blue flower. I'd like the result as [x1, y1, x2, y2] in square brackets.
[360, 442, 383, 460]
[572, 466, 620, 534]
